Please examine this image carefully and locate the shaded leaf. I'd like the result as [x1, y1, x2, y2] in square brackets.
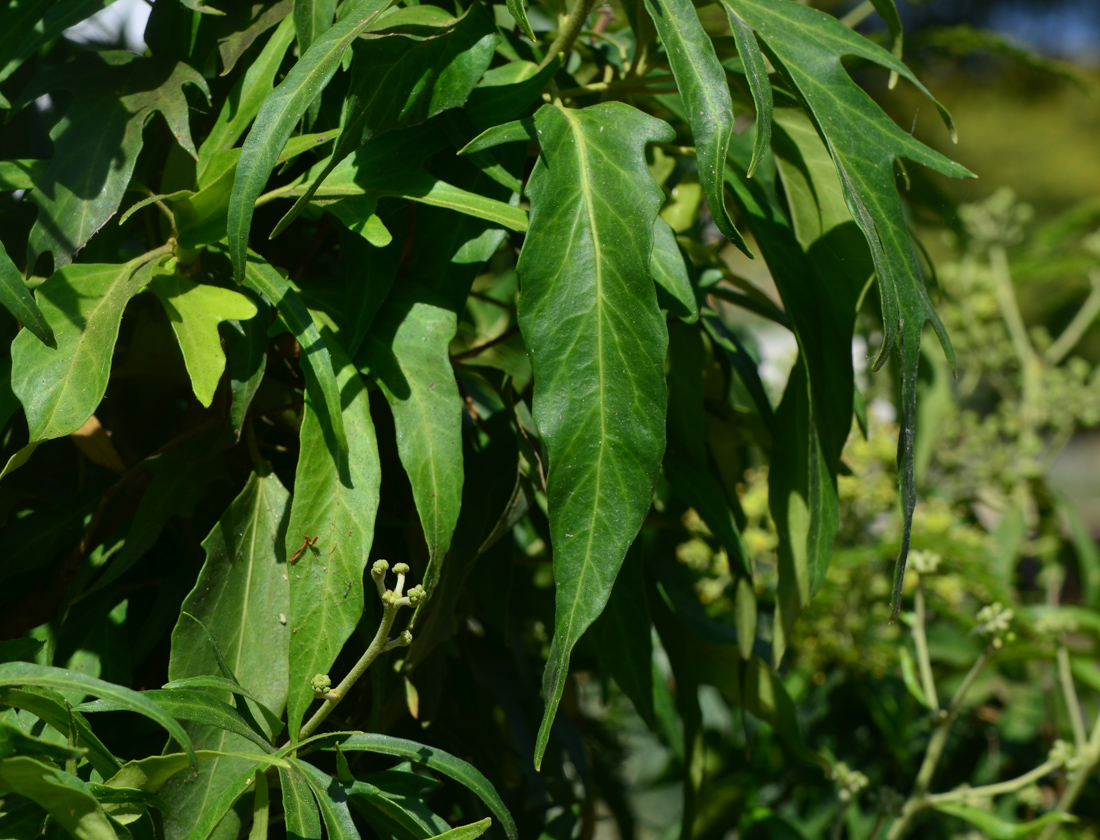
[931, 803, 1075, 840]
[228, 0, 398, 280]
[650, 217, 698, 322]
[281, 761, 323, 840]
[0, 0, 111, 89]
[0, 755, 117, 840]
[297, 759, 362, 840]
[0, 239, 53, 347]
[0, 687, 120, 778]
[0, 720, 84, 762]
[516, 102, 673, 770]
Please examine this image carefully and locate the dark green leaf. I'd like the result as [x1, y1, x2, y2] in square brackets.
[930, 803, 1075, 840]
[228, 0, 398, 280]
[650, 218, 698, 322]
[0, 239, 53, 347]
[322, 733, 517, 840]
[0, 721, 85, 762]
[0, 687, 120, 778]
[517, 102, 673, 770]
[281, 762, 323, 840]
[297, 759, 362, 840]
[0, 755, 117, 840]
[0, 0, 111, 91]
[0, 663, 196, 770]
[643, 0, 748, 252]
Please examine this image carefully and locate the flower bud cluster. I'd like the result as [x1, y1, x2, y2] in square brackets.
[975, 602, 1016, 649]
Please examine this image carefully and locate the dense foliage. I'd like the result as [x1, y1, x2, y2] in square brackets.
[0, 0, 1098, 838]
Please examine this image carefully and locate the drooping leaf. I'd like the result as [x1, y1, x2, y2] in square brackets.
[227, 0, 398, 280]
[198, 15, 297, 181]
[78, 690, 273, 754]
[241, 251, 348, 453]
[297, 759, 363, 840]
[517, 102, 673, 770]
[157, 469, 289, 838]
[294, 0, 338, 67]
[642, 0, 748, 252]
[150, 272, 260, 407]
[650, 217, 699, 323]
[217, 0, 293, 75]
[0, 687, 120, 778]
[10, 54, 208, 269]
[285, 337, 380, 742]
[273, 4, 497, 236]
[0, 663, 197, 770]
[718, 0, 974, 610]
[0, 720, 85, 762]
[0, 755, 118, 840]
[723, 7, 771, 178]
[225, 293, 271, 438]
[321, 733, 517, 840]
[280, 762, 323, 840]
[10, 257, 166, 443]
[0, 239, 53, 347]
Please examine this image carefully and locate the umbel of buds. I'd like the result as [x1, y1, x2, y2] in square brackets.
[975, 602, 1016, 649]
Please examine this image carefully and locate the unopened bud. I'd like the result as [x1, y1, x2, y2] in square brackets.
[311, 673, 332, 693]
[392, 562, 410, 575]
[372, 559, 390, 579]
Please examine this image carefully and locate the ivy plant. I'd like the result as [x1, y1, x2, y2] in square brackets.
[0, 0, 981, 836]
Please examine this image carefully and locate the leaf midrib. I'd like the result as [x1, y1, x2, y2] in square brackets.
[558, 106, 607, 643]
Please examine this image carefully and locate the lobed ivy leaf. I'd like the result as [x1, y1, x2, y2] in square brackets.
[10, 257, 166, 444]
[285, 337, 380, 742]
[11, 54, 208, 270]
[643, 0, 749, 252]
[0, 756, 118, 840]
[227, 0, 398, 280]
[718, 0, 974, 612]
[272, 4, 499, 237]
[516, 102, 673, 770]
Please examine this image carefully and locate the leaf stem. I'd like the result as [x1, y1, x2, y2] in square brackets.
[1057, 642, 1087, 750]
[1045, 269, 1100, 366]
[912, 581, 940, 713]
[539, 0, 601, 70]
[925, 757, 1062, 804]
[1038, 711, 1100, 840]
[839, 1, 875, 29]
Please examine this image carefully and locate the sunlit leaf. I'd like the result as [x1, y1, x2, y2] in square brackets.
[0, 239, 53, 347]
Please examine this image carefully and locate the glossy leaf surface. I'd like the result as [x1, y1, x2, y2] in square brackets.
[516, 102, 673, 769]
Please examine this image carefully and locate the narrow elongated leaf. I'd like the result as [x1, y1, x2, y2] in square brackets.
[643, 0, 748, 251]
[517, 102, 673, 770]
[180, 763, 263, 840]
[0, 756, 117, 840]
[0, 239, 53, 346]
[0, 687, 120, 778]
[650, 217, 698, 322]
[11, 54, 207, 269]
[150, 273, 260, 407]
[0, 0, 111, 88]
[226, 296, 271, 437]
[430, 820, 492, 840]
[198, 15, 296, 181]
[719, 0, 974, 610]
[228, 0, 398, 279]
[285, 337, 380, 742]
[242, 251, 348, 453]
[78, 690, 272, 754]
[281, 762, 323, 840]
[347, 778, 452, 838]
[160, 470, 289, 838]
[249, 769, 270, 840]
[323, 734, 517, 840]
[272, 5, 498, 236]
[505, 0, 535, 41]
[295, 0, 337, 61]
[0, 721, 84, 761]
[931, 803, 1075, 840]
[162, 677, 282, 731]
[723, 8, 771, 177]
[10, 258, 164, 442]
[0, 663, 196, 769]
[297, 760, 362, 840]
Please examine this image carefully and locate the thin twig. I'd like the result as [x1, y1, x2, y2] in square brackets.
[1045, 269, 1100, 365]
[451, 326, 522, 362]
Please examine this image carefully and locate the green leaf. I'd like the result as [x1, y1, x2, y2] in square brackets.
[78, 690, 273, 754]
[9, 258, 163, 442]
[897, 646, 929, 708]
[0, 638, 45, 665]
[12, 54, 208, 269]
[285, 337, 380, 742]
[1056, 493, 1100, 609]
[0, 720, 85, 762]
[149, 272, 260, 407]
[347, 778, 451, 838]
[718, 0, 974, 612]
[197, 15, 296, 181]
[931, 803, 1076, 840]
[0, 663, 196, 770]
[430, 819, 492, 840]
[227, 0, 398, 280]
[723, 7, 771, 178]
[217, 1, 292, 75]
[178, 762, 264, 840]
[322, 733, 517, 840]
[249, 768, 270, 840]
[280, 762, 323, 840]
[0, 158, 48, 190]
[162, 677, 282, 734]
[225, 294, 271, 437]
[294, 0, 337, 65]
[0, 239, 53, 346]
[643, 0, 748, 252]
[650, 217, 699, 322]
[0, 755, 118, 840]
[518, 102, 673, 770]
[505, 0, 536, 41]
[103, 751, 289, 794]
[0, 0, 111, 88]
[0, 687, 120, 778]
[465, 60, 560, 129]
[241, 251, 348, 453]
[297, 759, 362, 840]
[272, 4, 498, 236]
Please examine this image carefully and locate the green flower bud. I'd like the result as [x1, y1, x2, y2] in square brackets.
[392, 562, 410, 575]
[311, 673, 332, 693]
[372, 559, 390, 579]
